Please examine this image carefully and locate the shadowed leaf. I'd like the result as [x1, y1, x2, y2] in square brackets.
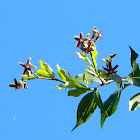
[72, 92, 97, 131]
[101, 90, 121, 129]
[68, 89, 88, 97]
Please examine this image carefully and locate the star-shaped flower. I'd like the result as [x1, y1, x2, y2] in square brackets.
[74, 32, 90, 48]
[19, 57, 37, 75]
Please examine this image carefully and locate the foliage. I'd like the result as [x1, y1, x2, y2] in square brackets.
[9, 27, 140, 131]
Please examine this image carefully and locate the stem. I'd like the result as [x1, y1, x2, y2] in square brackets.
[36, 77, 65, 84]
[89, 51, 104, 84]
[89, 78, 128, 91]
[31, 70, 128, 92]
[32, 71, 65, 84]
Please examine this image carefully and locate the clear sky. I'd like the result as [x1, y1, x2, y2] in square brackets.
[1, 0, 140, 139]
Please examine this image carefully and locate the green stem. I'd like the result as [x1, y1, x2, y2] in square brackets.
[89, 51, 104, 84]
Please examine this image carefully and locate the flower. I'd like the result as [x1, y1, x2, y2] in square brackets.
[74, 32, 90, 48]
[74, 32, 95, 53]
[9, 78, 28, 90]
[102, 54, 118, 75]
[74, 27, 102, 53]
[92, 27, 103, 42]
[102, 65, 119, 75]
[19, 57, 37, 75]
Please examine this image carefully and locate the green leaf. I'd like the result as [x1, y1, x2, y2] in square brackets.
[101, 112, 106, 130]
[129, 92, 140, 111]
[83, 73, 88, 87]
[98, 70, 107, 79]
[56, 84, 65, 90]
[85, 66, 106, 83]
[76, 52, 93, 66]
[39, 59, 55, 78]
[122, 84, 131, 90]
[68, 89, 88, 97]
[35, 69, 53, 78]
[65, 81, 76, 89]
[129, 46, 139, 71]
[109, 74, 122, 88]
[72, 92, 97, 131]
[68, 73, 87, 89]
[56, 64, 70, 82]
[101, 90, 121, 129]
[95, 91, 104, 111]
[126, 71, 140, 87]
[90, 50, 98, 67]
[75, 73, 101, 84]
[126, 47, 140, 87]
[21, 75, 35, 80]
[85, 66, 98, 76]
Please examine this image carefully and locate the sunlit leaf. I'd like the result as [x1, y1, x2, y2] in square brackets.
[85, 66, 97, 76]
[129, 92, 140, 111]
[21, 75, 35, 80]
[56, 84, 65, 90]
[65, 81, 76, 89]
[56, 64, 70, 82]
[76, 52, 93, 66]
[35, 69, 52, 78]
[39, 59, 55, 78]
[83, 73, 88, 87]
[90, 50, 98, 67]
[72, 92, 97, 131]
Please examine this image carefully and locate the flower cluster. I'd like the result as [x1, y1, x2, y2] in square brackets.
[74, 27, 103, 53]
[9, 57, 37, 90]
[102, 54, 118, 75]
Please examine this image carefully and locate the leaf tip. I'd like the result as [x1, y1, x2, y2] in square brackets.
[71, 125, 78, 132]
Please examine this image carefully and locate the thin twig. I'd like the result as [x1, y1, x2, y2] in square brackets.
[32, 71, 65, 84]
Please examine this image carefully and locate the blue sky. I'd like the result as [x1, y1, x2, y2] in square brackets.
[1, 0, 140, 139]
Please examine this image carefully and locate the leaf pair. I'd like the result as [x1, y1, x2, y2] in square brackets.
[72, 90, 121, 131]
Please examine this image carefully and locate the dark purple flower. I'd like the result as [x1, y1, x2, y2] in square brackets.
[102, 54, 118, 75]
